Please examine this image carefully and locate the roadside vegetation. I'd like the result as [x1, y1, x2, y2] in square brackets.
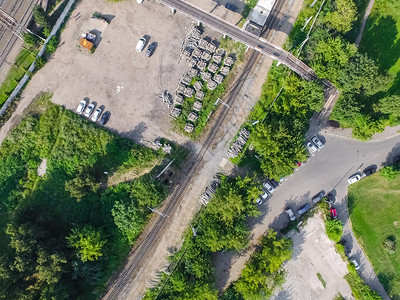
[144, 176, 292, 299]
[348, 164, 400, 299]
[0, 95, 185, 299]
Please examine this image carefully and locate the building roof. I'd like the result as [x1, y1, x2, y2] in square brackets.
[257, 0, 276, 11]
[79, 38, 94, 51]
[247, 0, 277, 27]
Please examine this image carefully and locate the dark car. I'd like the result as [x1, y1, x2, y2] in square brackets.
[146, 43, 156, 57]
[225, 3, 238, 12]
[99, 111, 110, 125]
[312, 190, 326, 204]
[297, 203, 310, 215]
[363, 166, 376, 177]
[327, 192, 336, 204]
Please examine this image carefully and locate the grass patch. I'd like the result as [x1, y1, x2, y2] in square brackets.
[0, 49, 37, 105]
[348, 171, 400, 299]
[317, 272, 326, 288]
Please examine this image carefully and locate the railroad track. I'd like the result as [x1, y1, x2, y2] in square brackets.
[103, 50, 261, 300]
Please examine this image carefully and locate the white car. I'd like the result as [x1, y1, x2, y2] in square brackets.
[137, 0, 144, 3]
[255, 198, 262, 205]
[136, 37, 147, 52]
[84, 103, 95, 117]
[263, 181, 275, 194]
[76, 99, 87, 114]
[286, 208, 296, 221]
[351, 258, 360, 270]
[306, 141, 318, 154]
[91, 107, 103, 122]
[348, 174, 361, 184]
[311, 135, 324, 149]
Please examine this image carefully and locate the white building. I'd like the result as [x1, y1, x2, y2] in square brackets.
[245, 0, 277, 36]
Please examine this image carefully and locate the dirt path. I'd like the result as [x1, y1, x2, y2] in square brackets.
[355, 0, 375, 46]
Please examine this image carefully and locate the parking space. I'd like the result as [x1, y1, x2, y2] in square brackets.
[30, 0, 223, 143]
[271, 213, 354, 300]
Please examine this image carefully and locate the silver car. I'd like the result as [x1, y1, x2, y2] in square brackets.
[311, 136, 324, 149]
[84, 103, 95, 117]
[91, 107, 103, 122]
[76, 99, 87, 114]
[286, 208, 296, 221]
[348, 174, 361, 184]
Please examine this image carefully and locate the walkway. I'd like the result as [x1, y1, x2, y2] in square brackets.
[355, 0, 375, 46]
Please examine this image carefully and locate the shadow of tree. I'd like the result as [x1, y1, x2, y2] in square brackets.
[378, 272, 400, 300]
[359, 16, 400, 73]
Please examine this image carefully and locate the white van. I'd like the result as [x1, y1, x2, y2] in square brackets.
[136, 37, 147, 52]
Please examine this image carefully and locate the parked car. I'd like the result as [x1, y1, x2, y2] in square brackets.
[311, 135, 324, 149]
[84, 103, 95, 117]
[326, 192, 336, 204]
[91, 107, 103, 121]
[146, 42, 156, 57]
[260, 191, 269, 201]
[312, 190, 326, 204]
[99, 111, 110, 125]
[306, 141, 318, 154]
[286, 208, 296, 221]
[225, 3, 238, 12]
[297, 203, 310, 215]
[263, 181, 275, 194]
[348, 173, 361, 184]
[339, 240, 351, 255]
[351, 258, 360, 270]
[330, 208, 337, 220]
[136, 37, 147, 52]
[363, 166, 376, 177]
[255, 198, 262, 205]
[137, 0, 144, 3]
[76, 99, 87, 114]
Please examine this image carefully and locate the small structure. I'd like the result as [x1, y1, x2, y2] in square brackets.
[188, 67, 199, 77]
[176, 83, 186, 94]
[193, 81, 203, 92]
[198, 38, 209, 50]
[175, 94, 184, 105]
[184, 87, 195, 97]
[192, 48, 202, 59]
[245, 0, 276, 36]
[227, 128, 251, 158]
[188, 112, 198, 122]
[220, 66, 230, 76]
[188, 56, 198, 67]
[193, 101, 203, 111]
[197, 60, 207, 70]
[170, 107, 182, 118]
[79, 36, 94, 51]
[195, 91, 205, 101]
[156, 90, 173, 107]
[201, 71, 212, 82]
[184, 123, 194, 133]
[213, 53, 223, 64]
[207, 80, 218, 90]
[181, 75, 192, 85]
[214, 74, 224, 84]
[201, 51, 212, 61]
[208, 62, 219, 73]
[224, 56, 234, 67]
[206, 41, 217, 53]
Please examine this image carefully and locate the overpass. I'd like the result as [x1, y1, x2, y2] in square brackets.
[158, 0, 318, 81]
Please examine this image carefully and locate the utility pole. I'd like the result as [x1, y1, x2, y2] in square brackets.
[0, 9, 28, 41]
[147, 206, 168, 218]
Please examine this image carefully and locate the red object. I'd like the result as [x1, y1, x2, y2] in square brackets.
[297, 162, 301, 166]
[330, 208, 337, 219]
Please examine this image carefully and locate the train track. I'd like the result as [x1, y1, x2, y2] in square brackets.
[103, 50, 261, 300]
[0, 0, 38, 69]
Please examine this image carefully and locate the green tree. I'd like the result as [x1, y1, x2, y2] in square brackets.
[67, 226, 106, 262]
[65, 173, 99, 201]
[325, 219, 343, 242]
[377, 95, 400, 117]
[380, 166, 400, 181]
[33, 5, 51, 34]
[325, 0, 357, 33]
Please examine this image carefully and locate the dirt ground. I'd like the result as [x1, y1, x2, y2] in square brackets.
[22, 0, 225, 144]
[272, 213, 354, 300]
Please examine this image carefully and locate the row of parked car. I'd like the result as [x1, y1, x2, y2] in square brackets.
[306, 135, 324, 155]
[76, 99, 110, 125]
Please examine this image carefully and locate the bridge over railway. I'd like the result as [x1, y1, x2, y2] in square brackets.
[158, 0, 318, 81]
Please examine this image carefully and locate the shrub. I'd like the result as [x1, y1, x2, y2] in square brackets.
[382, 237, 396, 254]
[380, 166, 400, 181]
[325, 219, 343, 242]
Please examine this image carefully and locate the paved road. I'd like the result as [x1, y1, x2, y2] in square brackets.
[157, 0, 317, 81]
[215, 125, 398, 298]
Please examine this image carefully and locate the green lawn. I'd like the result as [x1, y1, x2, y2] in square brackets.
[359, 0, 400, 93]
[348, 173, 400, 299]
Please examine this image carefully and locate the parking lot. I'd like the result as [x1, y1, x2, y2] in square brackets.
[30, 0, 222, 143]
[271, 214, 354, 300]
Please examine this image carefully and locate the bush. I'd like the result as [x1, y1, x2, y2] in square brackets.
[380, 166, 400, 181]
[382, 237, 396, 254]
[46, 36, 59, 55]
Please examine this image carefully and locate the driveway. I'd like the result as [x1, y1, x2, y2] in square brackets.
[215, 125, 399, 299]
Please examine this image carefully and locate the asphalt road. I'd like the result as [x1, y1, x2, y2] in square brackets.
[157, 0, 317, 80]
[216, 127, 399, 298]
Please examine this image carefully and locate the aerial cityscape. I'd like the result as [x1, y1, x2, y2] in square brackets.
[0, 0, 398, 299]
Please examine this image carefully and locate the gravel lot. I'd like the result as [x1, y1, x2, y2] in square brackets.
[271, 213, 354, 300]
[29, 0, 222, 144]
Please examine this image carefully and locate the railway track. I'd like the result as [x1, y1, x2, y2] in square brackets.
[103, 50, 261, 300]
